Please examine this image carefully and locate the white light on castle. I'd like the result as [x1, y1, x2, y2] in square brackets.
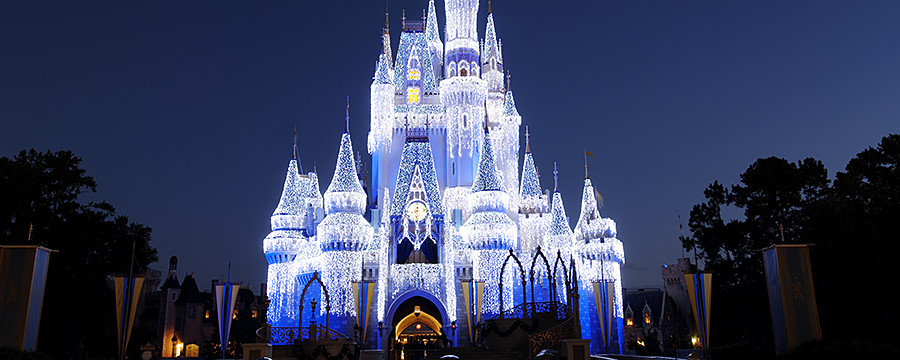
[262, 0, 626, 353]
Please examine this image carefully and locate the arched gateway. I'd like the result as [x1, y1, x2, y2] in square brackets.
[385, 290, 449, 360]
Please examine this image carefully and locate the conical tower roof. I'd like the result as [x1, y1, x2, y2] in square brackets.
[519, 127, 542, 198]
[271, 158, 306, 231]
[574, 178, 605, 243]
[503, 89, 520, 117]
[304, 171, 323, 210]
[325, 132, 365, 195]
[484, 13, 500, 65]
[547, 191, 572, 237]
[373, 53, 393, 84]
[425, 0, 442, 51]
[471, 129, 503, 192]
[546, 163, 573, 239]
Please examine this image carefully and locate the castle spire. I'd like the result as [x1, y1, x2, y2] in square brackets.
[471, 127, 503, 192]
[506, 71, 511, 91]
[524, 125, 531, 153]
[381, 0, 393, 66]
[553, 161, 559, 193]
[292, 127, 298, 160]
[271, 154, 306, 231]
[519, 129, 542, 199]
[547, 167, 573, 240]
[326, 116, 365, 197]
[584, 149, 591, 179]
[344, 96, 350, 133]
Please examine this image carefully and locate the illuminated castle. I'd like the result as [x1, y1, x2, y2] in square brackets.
[262, 0, 625, 354]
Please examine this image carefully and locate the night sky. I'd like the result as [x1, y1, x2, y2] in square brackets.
[2, 1, 898, 290]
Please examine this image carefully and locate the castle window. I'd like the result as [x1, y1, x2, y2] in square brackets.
[460, 68, 467, 77]
[644, 312, 651, 324]
[407, 68, 420, 81]
[408, 88, 420, 104]
[626, 318, 633, 327]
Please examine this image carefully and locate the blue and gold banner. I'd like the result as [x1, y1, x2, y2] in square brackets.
[115, 275, 144, 360]
[353, 281, 375, 342]
[460, 280, 484, 343]
[762, 244, 821, 355]
[0, 246, 52, 351]
[684, 272, 711, 355]
[461, 281, 472, 342]
[215, 282, 240, 358]
[592, 280, 615, 353]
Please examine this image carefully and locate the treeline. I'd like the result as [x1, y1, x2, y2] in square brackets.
[681, 134, 899, 356]
[1, 149, 158, 359]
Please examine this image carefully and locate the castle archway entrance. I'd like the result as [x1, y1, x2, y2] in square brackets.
[386, 293, 447, 360]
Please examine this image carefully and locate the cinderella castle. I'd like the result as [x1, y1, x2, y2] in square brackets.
[262, 0, 625, 356]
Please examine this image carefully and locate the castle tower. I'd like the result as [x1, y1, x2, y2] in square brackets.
[263, 153, 306, 325]
[425, 0, 443, 78]
[573, 163, 625, 353]
[160, 256, 181, 357]
[441, 0, 487, 188]
[318, 123, 372, 322]
[461, 128, 517, 315]
[545, 163, 574, 303]
[518, 127, 550, 254]
[368, 51, 395, 211]
[494, 87, 521, 212]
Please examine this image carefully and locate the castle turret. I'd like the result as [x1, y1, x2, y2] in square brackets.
[492, 87, 521, 211]
[545, 163, 573, 251]
[369, 53, 394, 156]
[318, 116, 372, 317]
[482, 12, 503, 94]
[573, 161, 626, 353]
[263, 151, 307, 325]
[461, 127, 517, 315]
[425, 0, 443, 77]
[442, 0, 487, 188]
[518, 127, 550, 254]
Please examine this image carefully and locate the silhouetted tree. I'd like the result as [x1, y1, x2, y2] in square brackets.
[0, 149, 158, 359]
[682, 134, 900, 349]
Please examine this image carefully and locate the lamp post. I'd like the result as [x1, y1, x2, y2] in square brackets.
[170, 335, 177, 358]
[377, 321, 384, 350]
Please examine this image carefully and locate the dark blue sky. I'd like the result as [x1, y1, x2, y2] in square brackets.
[2, 1, 898, 289]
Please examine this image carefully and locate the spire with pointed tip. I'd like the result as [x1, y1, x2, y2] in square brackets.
[325, 133, 365, 198]
[524, 125, 531, 153]
[503, 88, 520, 117]
[553, 161, 559, 192]
[344, 96, 350, 133]
[584, 149, 590, 179]
[382, 0, 393, 66]
[547, 180, 573, 239]
[471, 127, 503, 192]
[483, 12, 500, 69]
[519, 130, 542, 199]
[292, 127, 298, 160]
[482, 11, 503, 92]
[272, 157, 306, 228]
[425, 0, 443, 66]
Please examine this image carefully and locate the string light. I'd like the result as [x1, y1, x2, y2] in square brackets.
[262, 2, 627, 349]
